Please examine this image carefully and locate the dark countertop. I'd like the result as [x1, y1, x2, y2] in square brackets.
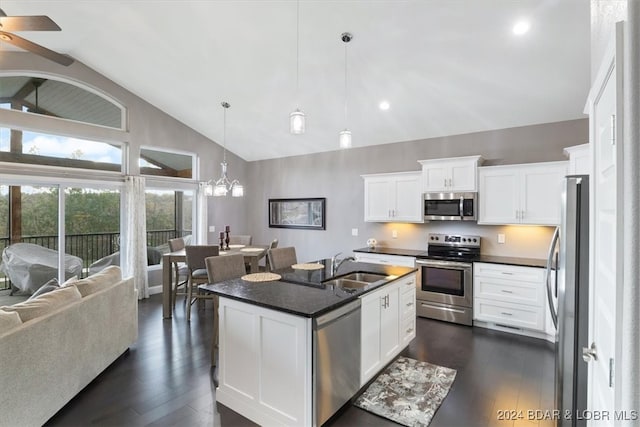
[353, 247, 546, 268]
[199, 259, 417, 318]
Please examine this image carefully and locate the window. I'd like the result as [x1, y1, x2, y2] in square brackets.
[139, 147, 194, 179]
[0, 75, 124, 129]
[145, 188, 194, 250]
[0, 127, 123, 172]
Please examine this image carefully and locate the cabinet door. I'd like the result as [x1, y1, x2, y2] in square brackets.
[364, 177, 391, 222]
[478, 168, 519, 224]
[360, 292, 382, 385]
[422, 164, 448, 192]
[449, 161, 477, 192]
[520, 163, 566, 225]
[380, 286, 400, 363]
[393, 174, 423, 222]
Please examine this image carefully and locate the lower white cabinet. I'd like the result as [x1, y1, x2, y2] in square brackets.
[360, 273, 417, 387]
[216, 298, 312, 426]
[473, 263, 553, 340]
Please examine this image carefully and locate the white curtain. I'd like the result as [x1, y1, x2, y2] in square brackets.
[122, 176, 149, 299]
[197, 182, 209, 244]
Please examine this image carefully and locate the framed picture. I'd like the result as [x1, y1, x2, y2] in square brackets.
[269, 198, 326, 230]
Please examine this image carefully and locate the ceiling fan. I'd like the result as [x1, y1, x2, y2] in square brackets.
[0, 8, 74, 66]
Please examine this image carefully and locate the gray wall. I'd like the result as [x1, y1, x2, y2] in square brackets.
[246, 119, 588, 262]
[0, 52, 249, 240]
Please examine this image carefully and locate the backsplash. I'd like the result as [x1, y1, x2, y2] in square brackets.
[360, 222, 555, 260]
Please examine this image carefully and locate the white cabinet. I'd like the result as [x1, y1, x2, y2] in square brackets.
[418, 155, 483, 192]
[360, 273, 417, 386]
[474, 263, 553, 340]
[362, 171, 423, 223]
[360, 283, 400, 385]
[398, 275, 417, 346]
[354, 252, 416, 268]
[216, 297, 312, 426]
[564, 144, 591, 175]
[478, 161, 568, 225]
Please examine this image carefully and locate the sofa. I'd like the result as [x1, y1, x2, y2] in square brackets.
[0, 266, 138, 427]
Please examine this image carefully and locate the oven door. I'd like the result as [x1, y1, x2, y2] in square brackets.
[415, 259, 473, 308]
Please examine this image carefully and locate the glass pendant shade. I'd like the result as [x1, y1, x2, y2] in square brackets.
[231, 184, 244, 197]
[290, 109, 305, 134]
[339, 129, 352, 149]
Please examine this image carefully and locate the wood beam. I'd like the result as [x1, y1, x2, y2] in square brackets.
[0, 151, 122, 172]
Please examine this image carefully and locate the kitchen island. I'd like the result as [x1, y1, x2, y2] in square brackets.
[200, 259, 417, 427]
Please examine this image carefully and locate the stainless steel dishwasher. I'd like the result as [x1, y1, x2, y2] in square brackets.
[313, 299, 361, 426]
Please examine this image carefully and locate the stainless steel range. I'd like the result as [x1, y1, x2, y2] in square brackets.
[415, 233, 480, 326]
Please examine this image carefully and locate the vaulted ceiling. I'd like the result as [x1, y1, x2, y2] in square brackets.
[0, 1, 590, 161]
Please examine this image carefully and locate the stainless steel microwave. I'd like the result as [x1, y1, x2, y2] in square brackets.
[424, 192, 477, 221]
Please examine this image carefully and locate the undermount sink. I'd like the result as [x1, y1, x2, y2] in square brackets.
[322, 272, 388, 290]
[338, 272, 388, 283]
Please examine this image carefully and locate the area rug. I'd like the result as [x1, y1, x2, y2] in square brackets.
[354, 357, 456, 427]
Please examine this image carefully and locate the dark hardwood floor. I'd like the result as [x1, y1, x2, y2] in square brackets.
[46, 294, 555, 427]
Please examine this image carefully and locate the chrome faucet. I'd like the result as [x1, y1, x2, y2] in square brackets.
[331, 252, 355, 276]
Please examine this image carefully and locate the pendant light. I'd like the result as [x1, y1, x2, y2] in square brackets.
[340, 32, 352, 149]
[211, 102, 244, 197]
[289, 0, 305, 134]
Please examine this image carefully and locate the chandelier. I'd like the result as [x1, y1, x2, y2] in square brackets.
[207, 102, 243, 197]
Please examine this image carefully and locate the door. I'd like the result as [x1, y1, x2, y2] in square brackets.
[520, 163, 566, 225]
[360, 291, 382, 385]
[393, 173, 422, 222]
[478, 167, 519, 224]
[380, 285, 400, 361]
[364, 177, 391, 221]
[587, 23, 623, 424]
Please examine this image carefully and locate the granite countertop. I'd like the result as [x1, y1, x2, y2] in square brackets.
[354, 247, 546, 268]
[199, 259, 416, 318]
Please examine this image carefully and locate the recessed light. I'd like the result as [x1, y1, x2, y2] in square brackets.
[512, 20, 531, 36]
[379, 100, 390, 111]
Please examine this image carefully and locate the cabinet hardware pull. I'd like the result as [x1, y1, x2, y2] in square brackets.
[501, 272, 514, 275]
[611, 114, 616, 145]
[501, 290, 513, 293]
[501, 312, 513, 316]
[406, 328, 414, 333]
[406, 302, 414, 306]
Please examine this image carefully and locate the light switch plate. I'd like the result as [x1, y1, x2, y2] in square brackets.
[351, 228, 358, 236]
[497, 233, 506, 244]
[209, 226, 216, 232]
[392, 230, 398, 239]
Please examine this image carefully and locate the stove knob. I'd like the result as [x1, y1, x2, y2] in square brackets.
[462, 238, 467, 242]
[473, 238, 477, 243]
[435, 236, 439, 241]
[430, 236, 434, 240]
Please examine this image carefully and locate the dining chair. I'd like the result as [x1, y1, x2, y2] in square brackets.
[168, 237, 189, 309]
[267, 246, 297, 271]
[184, 245, 219, 321]
[229, 235, 252, 245]
[205, 253, 247, 366]
[263, 238, 279, 271]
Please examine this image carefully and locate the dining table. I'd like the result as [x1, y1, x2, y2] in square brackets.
[162, 244, 269, 318]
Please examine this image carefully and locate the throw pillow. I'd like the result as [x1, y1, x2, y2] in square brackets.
[1, 285, 82, 322]
[71, 265, 122, 297]
[27, 278, 60, 301]
[0, 310, 22, 330]
[62, 276, 79, 287]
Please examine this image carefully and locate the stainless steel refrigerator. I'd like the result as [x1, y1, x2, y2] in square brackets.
[546, 175, 589, 427]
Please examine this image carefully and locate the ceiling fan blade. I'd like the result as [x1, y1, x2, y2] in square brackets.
[0, 15, 61, 31]
[0, 31, 73, 66]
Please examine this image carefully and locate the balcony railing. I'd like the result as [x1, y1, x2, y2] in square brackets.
[0, 229, 190, 291]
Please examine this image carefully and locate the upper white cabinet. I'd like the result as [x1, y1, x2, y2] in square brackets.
[362, 171, 423, 223]
[563, 144, 591, 176]
[478, 161, 568, 225]
[418, 155, 483, 193]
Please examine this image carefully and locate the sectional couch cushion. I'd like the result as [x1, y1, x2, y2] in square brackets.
[0, 310, 22, 330]
[27, 278, 60, 301]
[1, 285, 82, 322]
[65, 265, 121, 297]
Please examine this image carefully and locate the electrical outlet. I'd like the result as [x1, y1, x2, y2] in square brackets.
[392, 230, 398, 239]
[497, 233, 506, 244]
[351, 228, 358, 236]
[209, 226, 216, 232]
